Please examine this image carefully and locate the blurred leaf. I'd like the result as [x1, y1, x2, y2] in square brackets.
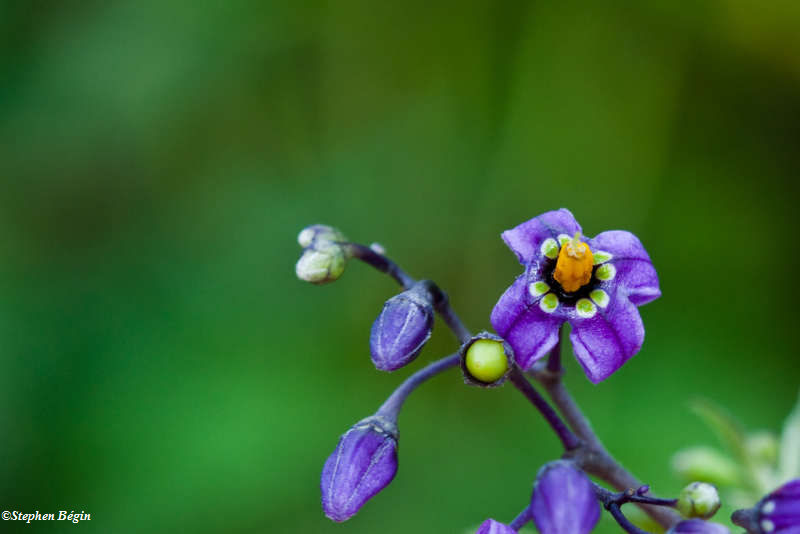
[672, 446, 742, 487]
[690, 398, 749, 464]
[779, 391, 800, 481]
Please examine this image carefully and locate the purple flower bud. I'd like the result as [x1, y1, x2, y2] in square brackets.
[732, 479, 800, 534]
[531, 460, 600, 534]
[668, 519, 731, 534]
[476, 518, 518, 533]
[320, 415, 398, 522]
[370, 282, 434, 371]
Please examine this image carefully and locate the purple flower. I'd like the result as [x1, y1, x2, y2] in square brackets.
[668, 519, 731, 534]
[476, 518, 517, 534]
[321, 415, 398, 522]
[733, 479, 800, 534]
[370, 282, 434, 371]
[531, 460, 600, 534]
[491, 209, 660, 383]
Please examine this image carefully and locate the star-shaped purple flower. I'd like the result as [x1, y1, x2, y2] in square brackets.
[491, 209, 660, 383]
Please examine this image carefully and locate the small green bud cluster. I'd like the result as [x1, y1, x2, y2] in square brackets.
[295, 224, 350, 284]
[677, 482, 721, 519]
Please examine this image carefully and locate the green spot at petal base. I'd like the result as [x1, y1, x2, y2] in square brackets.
[576, 298, 597, 318]
[541, 238, 559, 259]
[592, 251, 613, 265]
[596, 263, 616, 281]
[529, 281, 550, 297]
[540, 293, 559, 313]
[590, 289, 609, 308]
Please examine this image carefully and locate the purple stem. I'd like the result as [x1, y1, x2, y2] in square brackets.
[606, 503, 651, 534]
[508, 367, 579, 450]
[508, 506, 531, 530]
[593, 482, 678, 509]
[546, 331, 562, 373]
[345, 243, 471, 344]
[376, 353, 460, 421]
[425, 281, 472, 344]
[345, 242, 415, 289]
[532, 348, 682, 529]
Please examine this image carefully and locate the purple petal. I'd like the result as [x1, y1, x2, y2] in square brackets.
[491, 276, 561, 370]
[476, 519, 518, 534]
[568, 289, 644, 383]
[321, 415, 398, 522]
[589, 230, 660, 306]
[668, 519, 730, 534]
[501, 209, 581, 265]
[531, 461, 600, 534]
[370, 285, 434, 371]
[760, 479, 800, 533]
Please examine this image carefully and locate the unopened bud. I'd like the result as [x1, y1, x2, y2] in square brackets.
[677, 482, 721, 519]
[295, 224, 349, 284]
[296, 243, 347, 284]
[320, 415, 398, 522]
[531, 460, 600, 534]
[297, 224, 346, 248]
[370, 282, 434, 371]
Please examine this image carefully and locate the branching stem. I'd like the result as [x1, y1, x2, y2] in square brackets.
[347, 243, 471, 343]
[532, 337, 682, 529]
[376, 353, 460, 420]
[347, 239, 682, 530]
[508, 368, 580, 450]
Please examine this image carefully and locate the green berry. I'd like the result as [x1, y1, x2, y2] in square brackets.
[465, 339, 508, 383]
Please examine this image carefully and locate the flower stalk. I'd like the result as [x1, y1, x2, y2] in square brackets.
[376, 353, 460, 420]
[532, 344, 682, 528]
[508, 507, 532, 530]
[508, 368, 579, 451]
[346, 243, 472, 343]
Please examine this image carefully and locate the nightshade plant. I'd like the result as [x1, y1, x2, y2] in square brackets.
[295, 209, 800, 533]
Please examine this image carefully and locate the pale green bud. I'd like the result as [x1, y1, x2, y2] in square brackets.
[677, 482, 721, 519]
[295, 224, 349, 284]
[672, 447, 742, 487]
[295, 243, 347, 284]
[297, 224, 346, 248]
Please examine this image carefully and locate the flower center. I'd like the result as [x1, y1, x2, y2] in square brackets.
[553, 232, 594, 293]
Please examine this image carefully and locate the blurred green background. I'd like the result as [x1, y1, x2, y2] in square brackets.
[2, 1, 799, 533]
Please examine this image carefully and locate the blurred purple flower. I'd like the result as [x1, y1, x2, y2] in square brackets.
[370, 282, 434, 371]
[531, 460, 600, 534]
[476, 518, 517, 534]
[668, 519, 730, 534]
[321, 415, 398, 522]
[491, 208, 660, 383]
[733, 479, 800, 534]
